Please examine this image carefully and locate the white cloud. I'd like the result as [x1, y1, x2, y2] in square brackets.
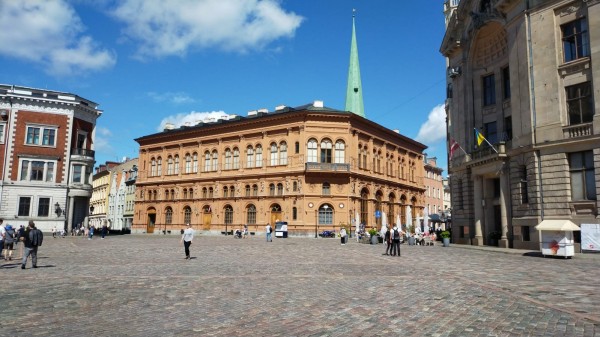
[415, 104, 446, 144]
[148, 92, 196, 104]
[157, 110, 230, 131]
[110, 0, 304, 58]
[94, 127, 115, 155]
[0, 1, 116, 76]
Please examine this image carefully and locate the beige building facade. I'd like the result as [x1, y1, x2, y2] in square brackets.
[441, 0, 599, 249]
[133, 102, 427, 236]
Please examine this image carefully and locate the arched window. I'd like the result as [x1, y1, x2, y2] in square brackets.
[185, 154, 191, 173]
[321, 139, 332, 163]
[246, 204, 257, 224]
[202, 187, 207, 199]
[174, 155, 180, 174]
[157, 157, 162, 176]
[360, 188, 369, 227]
[335, 141, 345, 164]
[151, 158, 156, 176]
[224, 205, 233, 225]
[322, 182, 331, 195]
[171, 189, 175, 200]
[307, 139, 317, 162]
[269, 183, 275, 196]
[167, 156, 173, 175]
[270, 142, 278, 166]
[245, 185, 251, 197]
[165, 189, 169, 200]
[224, 148, 232, 170]
[204, 151, 211, 172]
[192, 153, 198, 173]
[211, 150, 218, 171]
[255, 145, 263, 167]
[277, 183, 283, 196]
[189, 188, 193, 199]
[208, 187, 214, 198]
[165, 207, 173, 225]
[184, 206, 191, 224]
[233, 148, 240, 169]
[223, 186, 229, 198]
[292, 207, 297, 220]
[183, 188, 188, 199]
[247, 146, 254, 168]
[318, 204, 333, 225]
[293, 181, 298, 191]
[252, 184, 258, 196]
[279, 141, 287, 165]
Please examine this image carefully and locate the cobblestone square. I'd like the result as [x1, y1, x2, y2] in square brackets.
[1, 235, 599, 337]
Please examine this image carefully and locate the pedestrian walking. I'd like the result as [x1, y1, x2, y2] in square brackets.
[265, 223, 273, 242]
[340, 227, 347, 245]
[243, 224, 249, 239]
[101, 224, 108, 239]
[88, 225, 94, 240]
[382, 227, 391, 255]
[181, 223, 194, 259]
[3, 224, 16, 261]
[0, 219, 5, 253]
[390, 225, 401, 257]
[52, 226, 56, 238]
[21, 221, 43, 269]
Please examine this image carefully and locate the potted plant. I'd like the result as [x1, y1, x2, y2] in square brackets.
[440, 230, 451, 247]
[368, 228, 379, 245]
[488, 231, 501, 246]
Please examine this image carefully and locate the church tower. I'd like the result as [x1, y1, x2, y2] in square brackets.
[344, 10, 365, 117]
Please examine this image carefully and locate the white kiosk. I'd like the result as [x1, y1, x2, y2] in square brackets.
[535, 220, 580, 258]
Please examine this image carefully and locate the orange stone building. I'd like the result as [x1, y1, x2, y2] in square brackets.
[132, 101, 427, 236]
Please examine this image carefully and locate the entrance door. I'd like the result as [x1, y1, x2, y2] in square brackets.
[147, 214, 156, 234]
[270, 212, 282, 225]
[203, 212, 212, 230]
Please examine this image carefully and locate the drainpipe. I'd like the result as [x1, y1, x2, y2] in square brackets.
[526, 1, 544, 220]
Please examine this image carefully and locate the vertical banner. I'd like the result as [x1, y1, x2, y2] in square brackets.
[581, 223, 600, 252]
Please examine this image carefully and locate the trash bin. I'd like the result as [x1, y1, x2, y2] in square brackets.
[275, 221, 288, 238]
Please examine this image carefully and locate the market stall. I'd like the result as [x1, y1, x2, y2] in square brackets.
[535, 220, 580, 258]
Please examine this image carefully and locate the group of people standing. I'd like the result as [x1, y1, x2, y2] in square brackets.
[383, 225, 403, 257]
[1, 219, 44, 269]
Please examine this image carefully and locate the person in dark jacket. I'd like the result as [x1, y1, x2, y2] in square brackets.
[382, 227, 392, 256]
[21, 221, 43, 269]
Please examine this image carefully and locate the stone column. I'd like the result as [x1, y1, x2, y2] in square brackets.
[472, 175, 483, 246]
[67, 196, 75, 233]
[499, 170, 509, 248]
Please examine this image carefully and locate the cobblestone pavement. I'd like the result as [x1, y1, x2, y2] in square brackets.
[1, 235, 599, 337]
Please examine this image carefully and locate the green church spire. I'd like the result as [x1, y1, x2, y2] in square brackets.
[345, 9, 365, 117]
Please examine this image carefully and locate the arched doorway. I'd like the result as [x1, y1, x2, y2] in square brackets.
[202, 205, 212, 230]
[270, 204, 282, 225]
[318, 204, 333, 227]
[360, 188, 369, 227]
[146, 207, 156, 234]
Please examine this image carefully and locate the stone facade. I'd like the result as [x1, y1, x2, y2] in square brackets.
[133, 102, 427, 236]
[0, 84, 100, 232]
[441, 0, 599, 250]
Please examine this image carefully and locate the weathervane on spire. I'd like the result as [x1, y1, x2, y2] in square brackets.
[353, 8, 356, 17]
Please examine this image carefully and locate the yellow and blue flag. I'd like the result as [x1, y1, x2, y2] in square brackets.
[474, 128, 485, 146]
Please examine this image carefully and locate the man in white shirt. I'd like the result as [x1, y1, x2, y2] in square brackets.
[265, 223, 272, 242]
[181, 223, 194, 260]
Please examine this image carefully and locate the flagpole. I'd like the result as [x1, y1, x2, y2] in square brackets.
[484, 138, 498, 153]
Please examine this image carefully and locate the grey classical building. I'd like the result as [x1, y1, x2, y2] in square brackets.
[441, 0, 599, 250]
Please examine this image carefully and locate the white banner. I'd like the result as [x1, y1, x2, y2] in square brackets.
[581, 223, 600, 252]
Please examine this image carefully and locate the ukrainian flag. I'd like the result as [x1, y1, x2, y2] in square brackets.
[475, 128, 485, 146]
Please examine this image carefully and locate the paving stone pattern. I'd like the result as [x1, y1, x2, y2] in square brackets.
[1, 235, 599, 337]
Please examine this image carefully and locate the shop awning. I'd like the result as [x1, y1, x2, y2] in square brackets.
[535, 220, 581, 231]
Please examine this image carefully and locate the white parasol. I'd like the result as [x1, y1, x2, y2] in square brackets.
[406, 206, 412, 229]
[380, 211, 388, 236]
[424, 207, 430, 233]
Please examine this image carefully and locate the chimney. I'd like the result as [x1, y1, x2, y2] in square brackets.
[313, 100, 324, 108]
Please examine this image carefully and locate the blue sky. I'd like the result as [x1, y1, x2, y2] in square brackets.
[0, 0, 448, 173]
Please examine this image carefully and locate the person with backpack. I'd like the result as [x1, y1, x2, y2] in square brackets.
[390, 225, 401, 257]
[3, 224, 16, 261]
[21, 221, 43, 269]
[265, 223, 273, 242]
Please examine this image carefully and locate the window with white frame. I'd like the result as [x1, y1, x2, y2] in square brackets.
[18, 196, 31, 216]
[72, 164, 84, 183]
[569, 151, 596, 201]
[224, 149, 232, 170]
[233, 148, 240, 169]
[247, 146, 254, 168]
[174, 155, 179, 174]
[0, 123, 6, 144]
[26, 125, 57, 147]
[38, 197, 50, 217]
[270, 143, 278, 166]
[279, 141, 287, 165]
[185, 154, 191, 173]
[19, 159, 56, 182]
[76, 132, 87, 149]
[157, 157, 162, 176]
[211, 150, 218, 171]
[255, 145, 263, 167]
[167, 156, 173, 175]
[334, 141, 345, 163]
[151, 158, 157, 176]
[192, 153, 198, 173]
[307, 139, 317, 162]
[204, 151, 211, 172]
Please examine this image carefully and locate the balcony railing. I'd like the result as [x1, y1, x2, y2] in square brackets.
[72, 148, 95, 157]
[305, 163, 350, 172]
[563, 123, 593, 139]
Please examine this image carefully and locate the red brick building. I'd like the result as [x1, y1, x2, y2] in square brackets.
[0, 84, 101, 232]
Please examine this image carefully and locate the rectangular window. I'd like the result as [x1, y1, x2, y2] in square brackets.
[484, 121, 498, 145]
[76, 133, 86, 149]
[19, 159, 56, 182]
[504, 116, 512, 141]
[483, 74, 496, 106]
[26, 125, 57, 146]
[521, 226, 530, 242]
[30, 161, 44, 181]
[73, 165, 83, 183]
[502, 66, 510, 99]
[566, 82, 593, 125]
[18, 197, 31, 216]
[295, 142, 300, 154]
[38, 197, 50, 216]
[292, 207, 297, 220]
[569, 151, 596, 201]
[562, 18, 590, 63]
[0, 123, 5, 143]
